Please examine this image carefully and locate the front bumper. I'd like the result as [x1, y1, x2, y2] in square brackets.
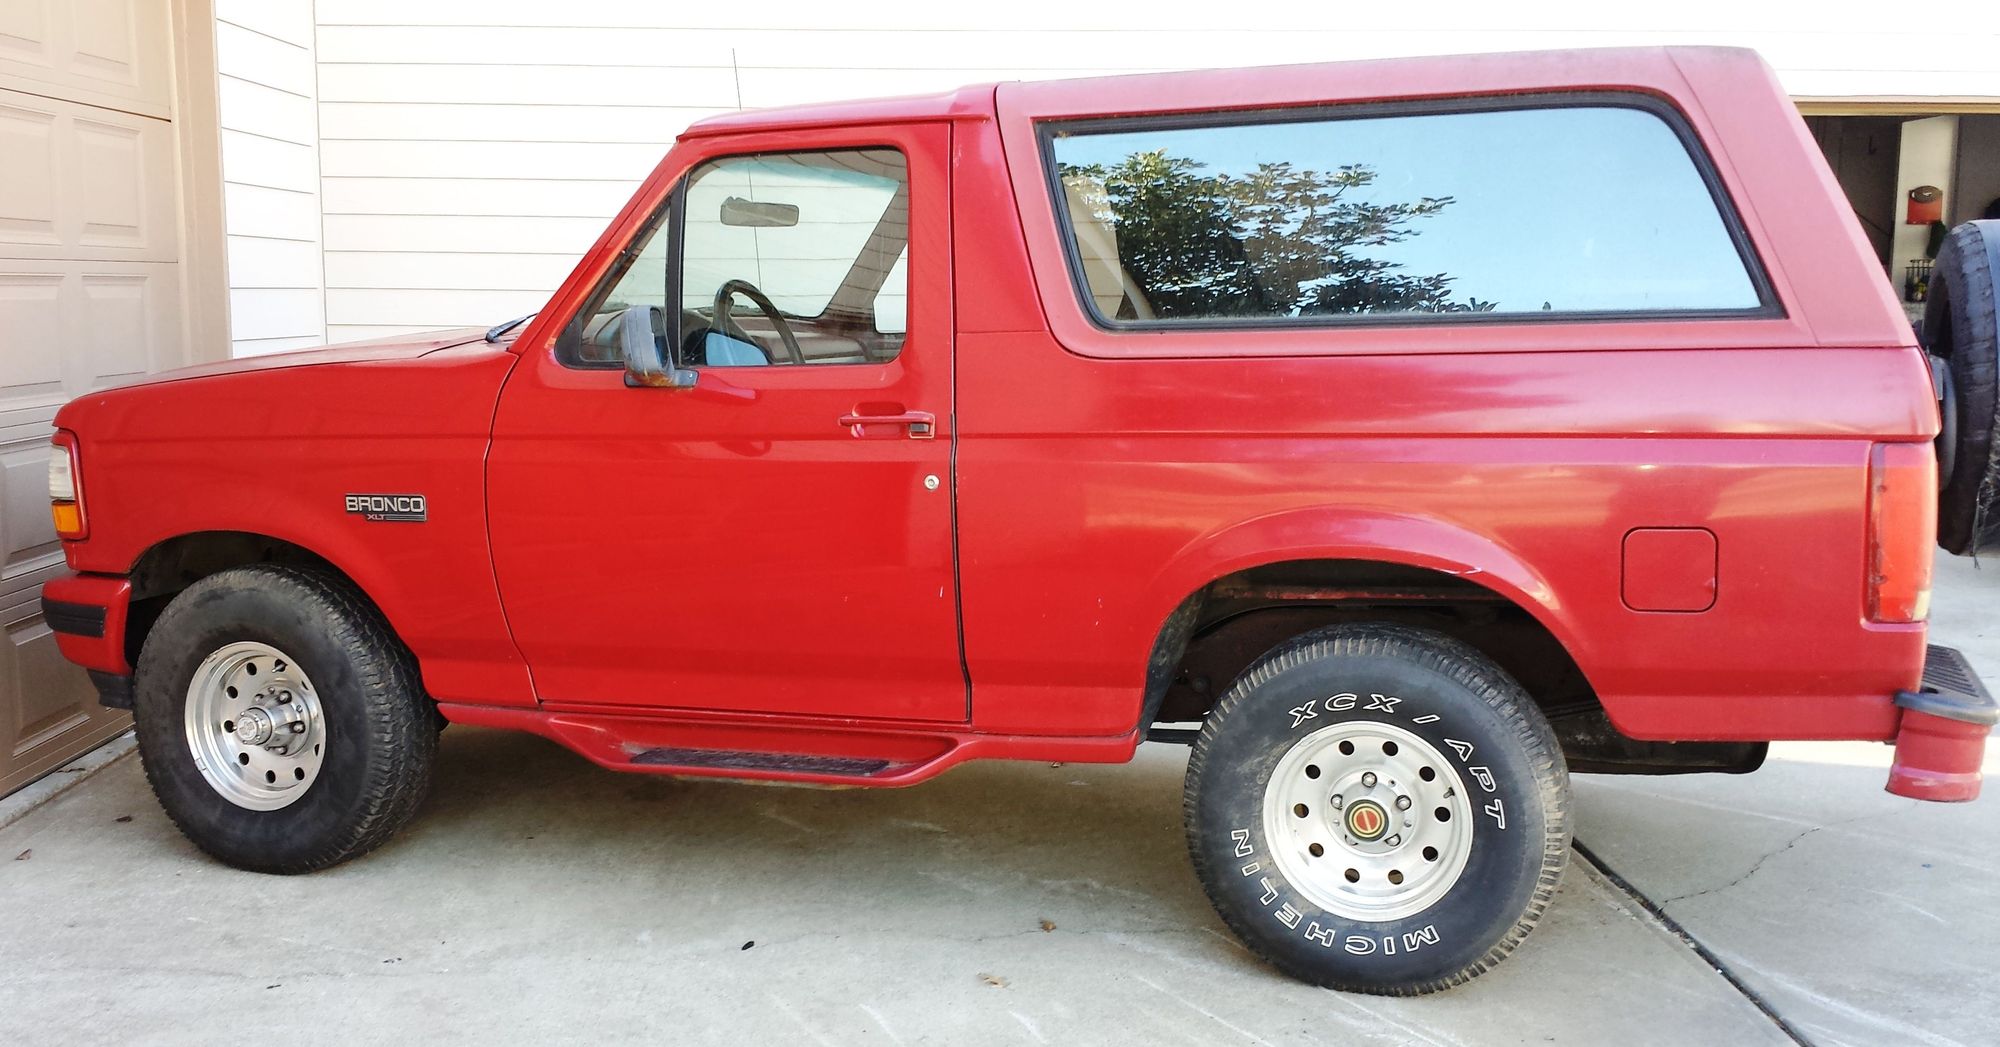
[1887, 645, 1996, 802]
[41, 570, 133, 678]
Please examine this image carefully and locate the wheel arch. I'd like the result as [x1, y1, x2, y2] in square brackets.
[1139, 507, 1591, 680]
[1135, 508, 1665, 763]
[123, 529, 408, 673]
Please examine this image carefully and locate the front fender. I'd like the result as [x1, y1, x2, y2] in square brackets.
[56, 347, 535, 708]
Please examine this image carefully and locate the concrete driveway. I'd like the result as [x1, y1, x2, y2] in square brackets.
[2, 555, 1995, 1046]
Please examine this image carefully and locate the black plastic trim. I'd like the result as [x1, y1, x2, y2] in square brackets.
[1036, 90, 1784, 335]
[41, 597, 105, 639]
[88, 670, 134, 711]
[629, 746, 892, 776]
[1895, 644, 1999, 725]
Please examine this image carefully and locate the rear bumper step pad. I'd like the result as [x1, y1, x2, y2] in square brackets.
[1887, 644, 1995, 802]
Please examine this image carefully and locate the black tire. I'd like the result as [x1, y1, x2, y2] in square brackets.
[133, 565, 436, 873]
[1185, 623, 1569, 994]
[1927, 220, 2000, 555]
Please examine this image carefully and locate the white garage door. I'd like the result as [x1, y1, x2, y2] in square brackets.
[0, 0, 191, 795]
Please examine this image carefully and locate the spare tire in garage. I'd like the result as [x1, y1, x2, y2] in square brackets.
[1926, 220, 2000, 555]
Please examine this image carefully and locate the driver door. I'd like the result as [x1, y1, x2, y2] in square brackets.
[485, 123, 964, 722]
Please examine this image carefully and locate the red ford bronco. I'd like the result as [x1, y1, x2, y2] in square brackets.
[39, 47, 1999, 994]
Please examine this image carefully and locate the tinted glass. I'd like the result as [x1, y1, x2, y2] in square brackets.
[1047, 104, 1763, 324]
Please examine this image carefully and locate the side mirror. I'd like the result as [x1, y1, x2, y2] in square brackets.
[617, 304, 696, 389]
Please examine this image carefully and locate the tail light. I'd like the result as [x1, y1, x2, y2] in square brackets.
[49, 430, 85, 540]
[1867, 442, 1935, 623]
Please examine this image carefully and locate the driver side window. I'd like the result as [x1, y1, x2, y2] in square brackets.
[680, 148, 909, 367]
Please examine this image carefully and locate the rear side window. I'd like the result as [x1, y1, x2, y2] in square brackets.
[1044, 99, 1769, 326]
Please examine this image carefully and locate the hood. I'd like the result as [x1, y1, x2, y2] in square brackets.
[129, 327, 491, 388]
[52, 327, 511, 434]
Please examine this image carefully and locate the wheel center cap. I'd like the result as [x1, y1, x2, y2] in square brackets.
[1344, 798, 1389, 841]
[236, 707, 275, 746]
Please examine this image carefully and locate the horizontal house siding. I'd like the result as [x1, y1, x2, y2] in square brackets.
[214, 0, 325, 356]
[214, 3, 2000, 349]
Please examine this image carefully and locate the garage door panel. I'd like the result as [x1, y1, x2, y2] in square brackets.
[0, 2, 57, 76]
[0, 1, 176, 796]
[0, 0, 170, 120]
[0, 262, 181, 416]
[0, 103, 60, 248]
[0, 439, 61, 584]
[0, 88, 176, 262]
[0, 274, 64, 399]
[73, 118, 150, 249]
[81, 267, 177, 384]
[68, 0, 147, 89]
[0, 589, 125, 798]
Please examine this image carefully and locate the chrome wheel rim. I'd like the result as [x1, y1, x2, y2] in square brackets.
[182, 641, 326, 811]
[1262, 720, 1474, 921]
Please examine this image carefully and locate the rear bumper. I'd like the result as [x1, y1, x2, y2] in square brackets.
[41, 571, 133, 678]
[1887, 645, 1996, 802]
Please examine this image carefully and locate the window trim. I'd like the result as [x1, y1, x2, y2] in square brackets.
[1036, 91, 1783, 333]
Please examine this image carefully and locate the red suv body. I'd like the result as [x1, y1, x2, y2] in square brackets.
[36, 47, 1994, 992]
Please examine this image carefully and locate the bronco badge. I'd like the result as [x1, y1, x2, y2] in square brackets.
[344, 493, 427, 523]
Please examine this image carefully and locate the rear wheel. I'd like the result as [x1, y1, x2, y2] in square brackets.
[133, 565, 436, 873]
[1184, 623, 1569, 994]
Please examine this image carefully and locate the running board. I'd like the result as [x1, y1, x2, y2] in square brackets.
[630, 746, 894, 777]
[435, 702, 1143, 788]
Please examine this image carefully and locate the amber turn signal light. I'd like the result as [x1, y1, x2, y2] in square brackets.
[1867, 442, 1935, 623]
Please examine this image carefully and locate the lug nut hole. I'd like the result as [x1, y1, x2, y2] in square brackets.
[222, 721, 234, 733]
[237, 752, 249, 766]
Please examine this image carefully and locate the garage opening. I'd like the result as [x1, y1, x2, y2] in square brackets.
[1803, 110, 2000, 328]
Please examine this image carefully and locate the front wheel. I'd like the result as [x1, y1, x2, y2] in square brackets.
[1184, 623, 1570, 994]
[133, 565, 436, 874]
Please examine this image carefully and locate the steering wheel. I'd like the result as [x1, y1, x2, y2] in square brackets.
[713, 279, 803, 365]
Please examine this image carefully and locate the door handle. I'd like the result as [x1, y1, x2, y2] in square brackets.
[838, 410, 935, 439]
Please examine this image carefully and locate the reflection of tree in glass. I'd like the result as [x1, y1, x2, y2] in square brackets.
[1061, 150, 1494, 317]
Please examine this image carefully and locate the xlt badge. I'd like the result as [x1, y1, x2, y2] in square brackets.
[345, 493, 427, 523]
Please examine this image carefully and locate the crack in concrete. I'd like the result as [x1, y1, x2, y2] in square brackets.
[1573, 840, 1814, 1047]
[1658, 814, 1875, 906]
